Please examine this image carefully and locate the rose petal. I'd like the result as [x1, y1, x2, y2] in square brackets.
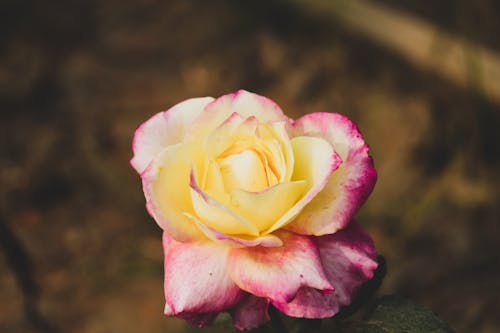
[274, 287, 338, 318]
[266, 136, 342, 233]
[218, 149, 269, 192]
[187, 90, 290, 141]
[191, 115, 307, 234]
[273, 222, 378, 318]
[189, 169, 260, 236]
[177, 312, 219, 328]
[164, 265, 220, 326]
[142, 143, 205, 242]
[262, 120, 295, 182]
[131, 97, 214, 173]
[318, 222, 378, 304]
[189, 216, 284, 247]
[201, 159, 227, 200]
[204, 112, 259, 159]
[203, 114, 274, 196]
[163, 233, 244, 316]
[230, 181, 307, 232]
[164, 302, 173, 316]
[232, 295, 270, 331]
[227, 230, 333, 304]
[287, 112, 377, 235]
[204, 113, 293, 187]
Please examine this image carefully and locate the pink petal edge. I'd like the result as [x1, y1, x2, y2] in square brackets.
[162, 232, 244, 316]
[184, 90, 291, 142]
[131, 97, 214, 174]
[266, 138, 342, 234]
[287, 112, 377, 235]
[273, 222, 378, 318]
[207, 89, 288, 123]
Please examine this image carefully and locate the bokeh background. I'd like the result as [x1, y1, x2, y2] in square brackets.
[1, 0, 499, 332]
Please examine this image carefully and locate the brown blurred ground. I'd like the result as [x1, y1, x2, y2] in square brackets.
[1, 0, 499, 332]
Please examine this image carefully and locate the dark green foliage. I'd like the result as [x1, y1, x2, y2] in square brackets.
[341, 295, 453, 333]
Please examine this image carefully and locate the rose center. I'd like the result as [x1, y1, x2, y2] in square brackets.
[217, 149, 271, 192]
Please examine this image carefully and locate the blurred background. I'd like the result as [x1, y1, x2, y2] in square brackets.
[1, 0, 499, 332]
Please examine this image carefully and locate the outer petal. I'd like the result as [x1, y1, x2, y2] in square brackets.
[317, 222, 377, 304]
[165, 278, 224, 327]
[131, 97, 214, 173]
[177, 312, 218, 328]
[273, 222, 378, 318]
[273, 287, 338, 318]
[231, 295, 270, 331]
[287, 112, 377, 235]
[227, 231, 333, 304]
[142, 143, 205, 242]
[163, 233, 244, 316]
[186, 90, 290, 140]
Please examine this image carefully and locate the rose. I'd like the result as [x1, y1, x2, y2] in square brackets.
[131, 90, 378, 330]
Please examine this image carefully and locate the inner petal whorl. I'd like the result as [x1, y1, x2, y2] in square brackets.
[218, 149, 270, 192]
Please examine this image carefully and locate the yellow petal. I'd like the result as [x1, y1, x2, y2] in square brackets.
[218, 149, 269, 192]
[186, 90, 288, 142]
[190, 170, 260, 236]
[230, 181, 307, 232]
[205, 113, 259, 158]
[201, 159, 227, 201]
[291, 136, 338, 185]
[145, 142, 206, 241]
[258, 121, 294, 182]
[265, 136, 341, 234]
[184, 212, 284, 248]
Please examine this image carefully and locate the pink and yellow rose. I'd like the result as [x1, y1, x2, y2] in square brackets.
[131, 90, 378, 330]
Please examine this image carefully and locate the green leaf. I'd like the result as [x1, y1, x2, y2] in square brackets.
[341, 295, 453, 333]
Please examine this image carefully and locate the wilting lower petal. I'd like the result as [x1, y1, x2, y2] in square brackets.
[287, 112, 377, 235]
[163, 233, 244, 316]
[273, 287, 339, 318]
[317, 222, 378, 304]
[227, 231, 333, 304]
[273, 222, 378, 318]
[232, 295, 270, 331]
[177, 312, 219, 328]
[131, 97, 214, 173]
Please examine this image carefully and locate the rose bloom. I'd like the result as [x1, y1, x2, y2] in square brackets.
[131, 90, 378, 330]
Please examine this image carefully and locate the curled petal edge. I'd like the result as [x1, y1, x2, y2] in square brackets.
[287, 112, 377, 235]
